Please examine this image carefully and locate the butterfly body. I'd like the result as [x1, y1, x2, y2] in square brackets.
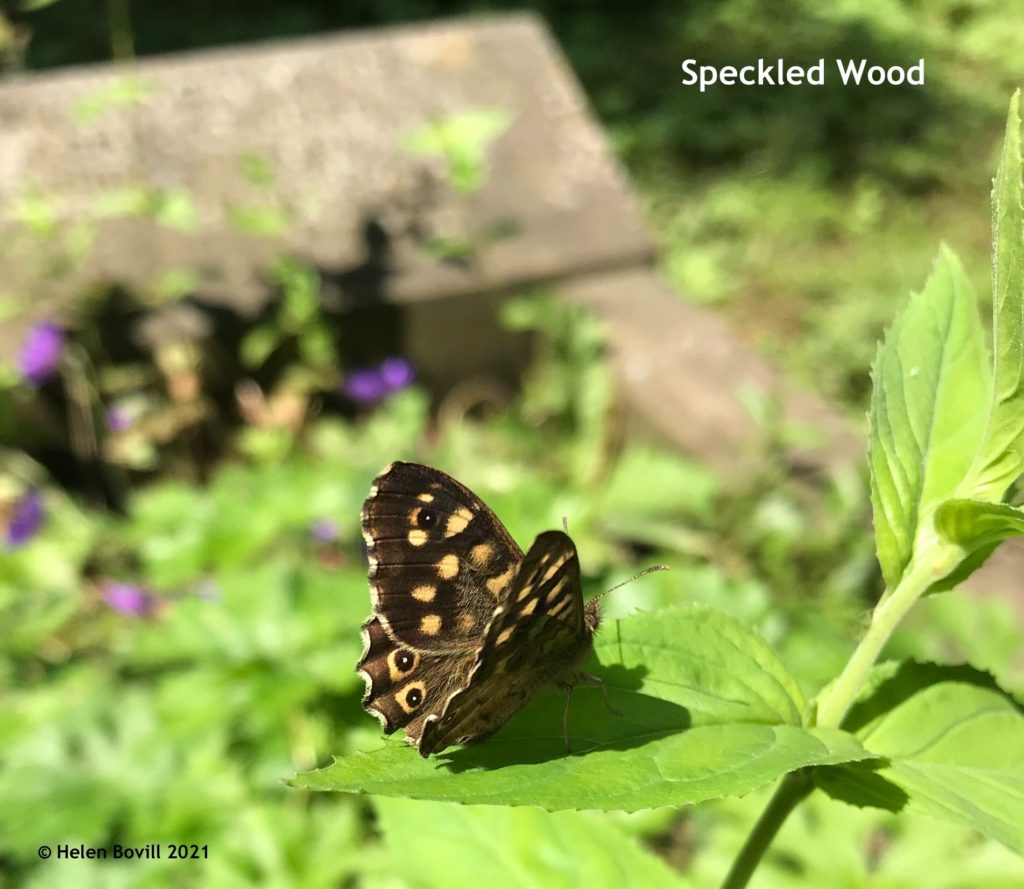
[357, 462, 600, 756]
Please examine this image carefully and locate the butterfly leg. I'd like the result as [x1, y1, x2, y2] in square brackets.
[557, 673, 620, 754]
[577, 672, 622, 717]
[557, 681, 574, 754]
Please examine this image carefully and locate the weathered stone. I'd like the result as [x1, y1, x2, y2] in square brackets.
[0, 13, 652, 332]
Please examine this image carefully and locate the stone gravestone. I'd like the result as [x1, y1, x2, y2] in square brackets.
[0, 16, 651, 313]
[0, 13, 1019, 616]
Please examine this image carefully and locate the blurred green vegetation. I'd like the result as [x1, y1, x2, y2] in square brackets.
[3, 290, 1022, 885]
[2, 1, 1024, 885]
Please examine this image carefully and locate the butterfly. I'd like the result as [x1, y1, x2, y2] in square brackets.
[356, 461, 603, 757]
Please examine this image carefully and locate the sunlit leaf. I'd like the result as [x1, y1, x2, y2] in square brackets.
[295, 608, 871, 810]
[966, 91, 1024, 501]
[817, 661, 1024, 853]
[73, 76, 153, 124]
[868, 246, 990, 587]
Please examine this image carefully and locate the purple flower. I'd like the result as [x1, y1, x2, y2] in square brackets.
[19, 322, 64, 386]
[105, 405, 133, 432]
[379, 357, 415, 390]
[342, 356, 415, 405]
[6, 488, 43, 548]
[342, 368, 389, 404]
[310, 517, 340, 542]
[102, 582, 154, 616]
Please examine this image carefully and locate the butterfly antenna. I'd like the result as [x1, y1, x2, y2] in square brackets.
[562, 516, 569, 534]
[598, 564, 669, 599]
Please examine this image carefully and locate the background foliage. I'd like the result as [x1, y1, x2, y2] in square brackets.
[2, 1, 1023, 887]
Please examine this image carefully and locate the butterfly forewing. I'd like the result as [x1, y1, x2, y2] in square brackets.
[361, 462, 523, 652]
[418, 530, 596, 756]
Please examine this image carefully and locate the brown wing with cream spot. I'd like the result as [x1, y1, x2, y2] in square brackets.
[361, 462, 523, 651]
[418, 530, 597, 756]
[357, 616, 476, 744]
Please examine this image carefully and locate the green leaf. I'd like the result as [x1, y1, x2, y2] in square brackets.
[276, 260, 321, 329]
[91, 186, 151, 218]
[837, 660, 1011, 737]
[967, 91, 1024, 501]
[921, 497, 1024, 592]
[152, 267, 200, 302]
[598, 445, 718, 521]
[11, 190, 57, 237]
[924, 541, 999, 594]
[238, 151, 276, 188]
[374, 798, 689, 888]
[73, 76, 152, 124]
[228, 204, 288, 237]
[695, 785, 1024, 889]
[298, 327, 335, 371]
[91, 186, 197, 230]
[936, 498, 1024, 554]
[241, 324, 281, 368]
[403, 109, 511, 158]
[817, 661, 1024, 853]
[422, 235, 474, 261]
[868, 245, 991, 587]
[402, 109, 511, 194]
[294, 607, 871, 810]
[150, 188, 198, 231]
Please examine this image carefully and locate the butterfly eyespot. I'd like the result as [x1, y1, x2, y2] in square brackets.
[417, 509, 437, 528]
[386, 647, 421, 680]
[396, 681, 427, 713]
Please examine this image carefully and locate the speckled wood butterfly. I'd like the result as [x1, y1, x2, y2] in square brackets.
[357, 461, 602, 756]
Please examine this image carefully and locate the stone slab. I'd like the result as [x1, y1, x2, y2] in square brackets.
[0, 13, 653, 333]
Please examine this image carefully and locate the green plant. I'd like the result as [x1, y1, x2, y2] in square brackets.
[239, 258, 335, 376]
[402, 108, 511, 196]
[296, 94, 1024, 886]
[400, 108, 514, 261]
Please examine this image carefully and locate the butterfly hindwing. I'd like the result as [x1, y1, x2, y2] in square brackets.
[361, 462, 523, 651]
[357, 615, 477, 743]
[418, 530, 599, 756]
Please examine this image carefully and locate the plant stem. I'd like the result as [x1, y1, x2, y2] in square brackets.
[720, 770, 813, 889]
[62, 345, 101, 507]
[815, 546, 957, 729]
[106, 0, 135, 62]
[723, 541, 962, 888]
